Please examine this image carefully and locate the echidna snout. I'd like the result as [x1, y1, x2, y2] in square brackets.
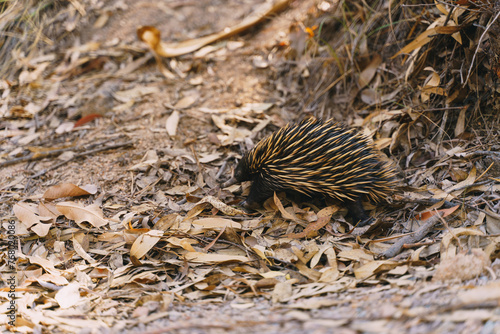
[227, 117, 396, 225]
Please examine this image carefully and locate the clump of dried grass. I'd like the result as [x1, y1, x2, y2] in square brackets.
[0, 0, 56, 80]
[275, 0, 499, 130]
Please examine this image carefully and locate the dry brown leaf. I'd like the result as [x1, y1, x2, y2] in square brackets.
[273, 193, 296, 220]
[354, 260, 399, 280]
[55, 283, 81, 309]
[166, 237, 197, 252]
[72, 237, 96, 264]
[337, 248, 373, 262]
[287, 206, 337, 239]
[43, 183, 97, 200]
[196, 195, 246, 216]
[137, 0, 291, 58]
[184, 252, 250, 263]
[319, 267, 340, 283]
[211, 114, 253, 145]
[358, 54, 382, 88]
[485, 209, 500, 234]
[30, 223, 52, 238]
[173, 95, 197, 109]
[191, 217, 242, 230]
[392, 24, 462, 59]
[454, 107, 466, 136]
[416, 205, 459, 221]
[13, 203, 54, 237]
[166, 110, 180, 137]
[56, 201, 108, 228]
[421, 71, 446, 102]
[392, 28, 437, 59]
[447, 166, 477, 196]
[130, 230, 164, 259]
[310, 244, 333, 269]
[25, 255, 59, 276]
[34, 273, 69, 288]
[295, 262, 321, 281]
[251, 244, 268, 261]
[198, 152, 222, 163]
[38, 201, 60, 219]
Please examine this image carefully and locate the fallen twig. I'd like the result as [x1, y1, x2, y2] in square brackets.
[382, 214, 442, 258]
[29, 140, 134, 179]
[1, 137, 130, 168]
[0, 146, 76, 167]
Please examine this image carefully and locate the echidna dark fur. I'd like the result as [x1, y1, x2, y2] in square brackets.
[223, 118, 396, 226]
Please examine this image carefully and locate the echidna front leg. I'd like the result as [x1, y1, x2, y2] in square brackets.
[241, 177, 274, 210]
[345, 198, 372, 226]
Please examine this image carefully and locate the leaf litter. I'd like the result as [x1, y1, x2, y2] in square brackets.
[1, 0, 500, 333]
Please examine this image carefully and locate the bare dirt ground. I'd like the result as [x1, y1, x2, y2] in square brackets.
[2, 0, 500, 333]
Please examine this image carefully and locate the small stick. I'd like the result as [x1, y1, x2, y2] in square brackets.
[1, 137, 128, 168]
[382, 213, 442, 258]
[0, 147, 76, 167]
[29, 141, 133, 179]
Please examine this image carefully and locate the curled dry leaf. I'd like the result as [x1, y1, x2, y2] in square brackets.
[273, 193, 296, 220]
[43, 183, 98, 200]
[56, 201, 109, 228]
[166, 237, 197, 252]
[287, 206, 338, 239]
[251, 244, 268, 261]
[13, 203, 54, 237]
[130, 230, 164, 259]
[358, 54, 382, 88]
[421, 71, 445, 102]
[446, 166, 477, 195]
[197, 195, 246, 216]
[137, 0, 291, 58]
[392, 24, 462, 59]
[440, 227, 485, 260]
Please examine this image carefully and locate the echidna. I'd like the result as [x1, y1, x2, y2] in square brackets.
[223, 118, 396, 226]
